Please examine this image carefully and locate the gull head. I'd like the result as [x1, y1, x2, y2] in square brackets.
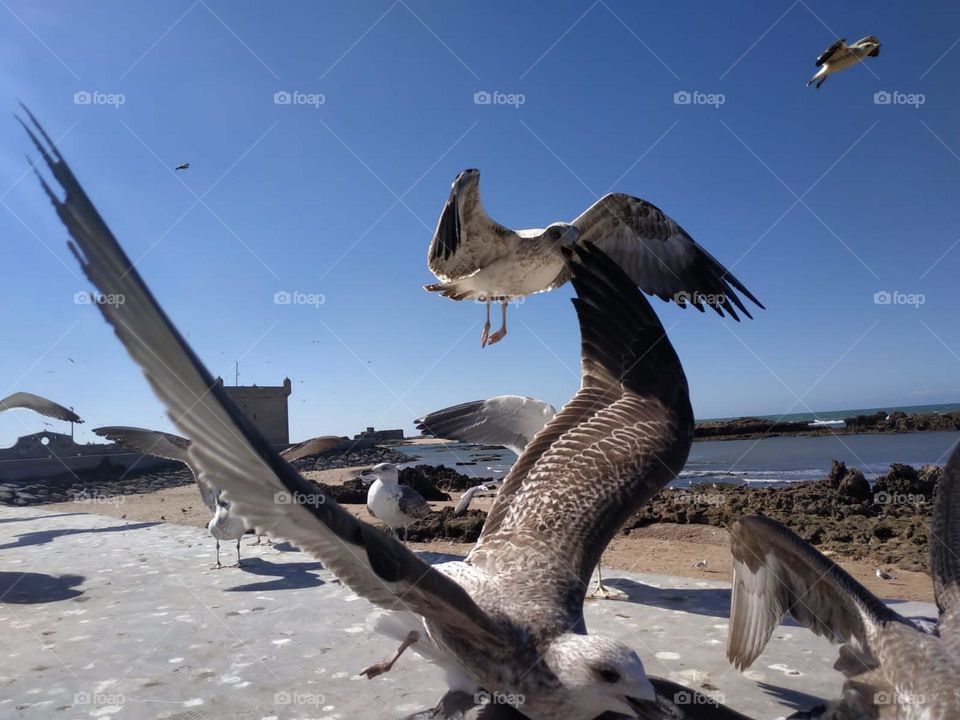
[542, 222, 580, 247]
[543, 634, 655, 718]
[359, 462, 399, 486]
[856, 37, 881, 55]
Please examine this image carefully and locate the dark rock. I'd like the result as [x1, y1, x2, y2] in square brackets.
[827, 460, 848, 487]
[837, 469, 871, 502]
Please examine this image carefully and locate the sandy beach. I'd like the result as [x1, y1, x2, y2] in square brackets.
[41, 463, 936, 604]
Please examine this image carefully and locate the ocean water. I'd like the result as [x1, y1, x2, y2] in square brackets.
[395, 430, 960, 488]
[703, 402, 960, 424]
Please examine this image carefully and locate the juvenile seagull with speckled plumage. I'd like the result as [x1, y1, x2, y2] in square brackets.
[24, 107, 717, 719]
[726, 444, 960, 718]
[425, 169, 763, 347]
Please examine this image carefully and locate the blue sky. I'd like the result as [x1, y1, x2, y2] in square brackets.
[0, 0, 958, 446]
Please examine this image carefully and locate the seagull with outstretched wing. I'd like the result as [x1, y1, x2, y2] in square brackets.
[95, 425, 342, 563]
[425, 169, 763, 346]
[0, 392, 83, 423]
[727, 445, 960, 717]
[416, 395, 556, 457]
[26, 109, 747, 719]
[807, 36, 881, 89]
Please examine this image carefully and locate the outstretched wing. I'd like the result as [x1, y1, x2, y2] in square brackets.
[24, 108, 506, 652]
[93, 426, 191, 463]
[932, 443, 960, 633]
[415, 395, 557, 456]
[426, 169, 523, 282]
[567, 194, 763, 320]
[468, 242, 693, 624]
[92, 425, 218, 512]
[727, 515, 903, 672]
[816, 38, 847, 66]
[0, 392, 83, 423]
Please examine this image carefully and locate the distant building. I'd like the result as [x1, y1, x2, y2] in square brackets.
[0, 431, 170, 482]
[219, 377, 292, 447]
[353, 426, 404, 441]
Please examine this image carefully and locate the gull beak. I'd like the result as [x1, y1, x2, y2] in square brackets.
[625, 680, 657, 717]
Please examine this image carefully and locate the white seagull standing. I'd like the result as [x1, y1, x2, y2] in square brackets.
[25, 110, 744, 718]
[94, 426, 342, 565]
[0, 392, 83, 423]
[93, 426, 246, 568]
[361, 462, 432, 542]
[425, 169, 763, 346]
[726, 454, 960, 720]
[806, 36, 881, 89]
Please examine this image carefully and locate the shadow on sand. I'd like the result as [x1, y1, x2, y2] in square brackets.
[0, 571, 84, 603]
[224, 556, 325, 592]
[0, 521, 161, 550]
[598, 577, 732, 618]
[0, 513, 87, 525]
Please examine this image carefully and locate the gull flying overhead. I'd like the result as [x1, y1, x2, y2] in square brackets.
[425, 169, 763, 347]
[807, 36, 881, 89]
[0, 392, 83, 423]
[174, 162, 190, 171]
[360, 462, 432, 542]
[726, 450, 960, 720]
[26, 109, 736, 718]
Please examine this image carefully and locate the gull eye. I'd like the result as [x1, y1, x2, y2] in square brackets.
[593, 667, 621, 684]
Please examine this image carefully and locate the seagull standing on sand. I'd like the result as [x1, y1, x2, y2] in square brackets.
[361, 463, 432, 542]
[26, 110, 744, 718]
[95, 426, 342, 562]
[726, 453, 960, 720]
[806, 36, 881, 89]
[0, 392, 83, 423]
[875, 567, 895, 581]
[93, 426, 247, 568]
[425, 169, 763, 346]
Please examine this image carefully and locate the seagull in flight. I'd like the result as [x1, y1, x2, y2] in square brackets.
[174, 162, 190, 171]
[425, 169, 763, 346]
[25, 109, 726, 718]
[726, 460, 960, 720]
[807, 36, 881, 89]
[415, 396, 622, 598]
[0, 392, 83, 423]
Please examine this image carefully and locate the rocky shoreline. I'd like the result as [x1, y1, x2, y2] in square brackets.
[695, 409, 960, 440]
[0, 445, 414, 507]
[2, 440, 946, 573]
[401, 460, 947, 572]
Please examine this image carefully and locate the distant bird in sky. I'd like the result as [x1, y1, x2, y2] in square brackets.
[0, 392, 83, 423]
[425, 168, 763, 347]
[807, 36, 881, 89]
[361, 463, 431, 542]
[174, 162, 190, 171]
